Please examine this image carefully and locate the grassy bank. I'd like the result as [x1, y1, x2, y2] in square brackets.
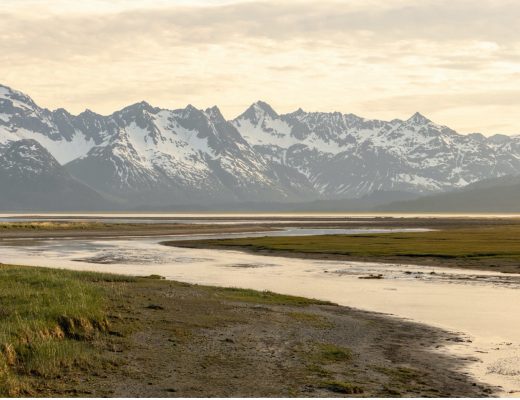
[165, 224, 520, 273]
[0, 265, 135, 396]
[0, 264, 492, 397]
[0, 221, 120, 231]
[0, 221, 274, 240]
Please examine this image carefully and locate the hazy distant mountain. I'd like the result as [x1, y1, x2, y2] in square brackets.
[379, 175, 520, 212]
[132, 190, 419, 212]
[1, 83, 520, 210]
[0, 139, 109, 211]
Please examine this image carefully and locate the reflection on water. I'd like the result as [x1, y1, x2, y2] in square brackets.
[0, 226, 519, 396]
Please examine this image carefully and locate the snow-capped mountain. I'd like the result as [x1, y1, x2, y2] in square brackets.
[232, 101, 520, 198]
[0, 85, 312, 207]
[1, 84, 520, 209]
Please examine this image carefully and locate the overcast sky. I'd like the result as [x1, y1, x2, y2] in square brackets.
[1, 0, 519, 134]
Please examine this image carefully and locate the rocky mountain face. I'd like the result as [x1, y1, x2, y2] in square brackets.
[0, 139, 109, 210]
[1, 84, 519, 210]
[232, 101, 520, 198]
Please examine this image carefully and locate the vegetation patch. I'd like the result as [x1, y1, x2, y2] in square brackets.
[0, 221, 116, 231]
[171, 224, 520, 272]
[0, 265, 131, 396]
[0, 263, 492, 397]
[375, 365, 427, 393]
[287, 312, 332, 328]
[319, 380, 364, 394]
[144, 274, 166, 280]
[210, 287, 334, 307]
[375, 365, 423, 382]
[313, 343, 352, 363]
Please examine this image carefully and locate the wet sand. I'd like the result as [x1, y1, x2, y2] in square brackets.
[23, 273, 493, 397]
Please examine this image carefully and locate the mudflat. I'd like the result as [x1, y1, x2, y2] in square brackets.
[0, 265, 493, 397]
[165, 220, 520, 274]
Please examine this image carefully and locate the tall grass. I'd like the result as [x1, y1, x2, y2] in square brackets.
[0, 265, 133, 396]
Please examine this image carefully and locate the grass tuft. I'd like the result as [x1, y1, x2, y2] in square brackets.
[287, 312, 332, 328]
[0, 221, 113, 231]
[0, 264, 115, 396]
[211, 287, 334, 306]
[319, 380, 364, 394]
[312, 343, 352, 363]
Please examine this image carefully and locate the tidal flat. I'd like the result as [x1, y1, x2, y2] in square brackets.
[0, 264, 492, 397]
[166, 222, 520, 274]
[1, 215, 520, 396]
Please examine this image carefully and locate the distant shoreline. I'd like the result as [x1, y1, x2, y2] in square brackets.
[2, 216, 520, 240]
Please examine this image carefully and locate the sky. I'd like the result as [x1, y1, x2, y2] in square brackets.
[1, 0, 519, 135]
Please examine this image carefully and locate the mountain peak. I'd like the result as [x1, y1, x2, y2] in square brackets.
[121, 100, 155, 114]
[252, 100, 278, 118]
[235, 100, 278, 123]
[0, 84, 38, 109]
[0, 84, 20, 97]
[407, 112, 431, 125]
[79, 108, 102, 117]
[185, 104, 199, 112]
[180, 104, 206, 120]
[205, 105, 225, 122]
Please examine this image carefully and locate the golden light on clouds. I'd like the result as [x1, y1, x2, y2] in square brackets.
[1, 0, 519, 134]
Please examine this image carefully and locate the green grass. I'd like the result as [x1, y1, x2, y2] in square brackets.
[0, 221, 122, 231]
[314, 343, 352, 362]
[209, 287, 334, 306]
[176, 225, 520, 270]
[375, 365, 426, 394]
[287, 312, 332, 328]
[0, 265, 339, 395]
[304, 343, 353, 386]
[319, 380, 364, 394]
[0, 265, 134, 396]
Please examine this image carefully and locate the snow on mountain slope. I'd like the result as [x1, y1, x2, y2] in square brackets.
[64, 101, 307, 205]
[232, 101, 520, 198]
[1, 83, 520, 208]
[0, 86, 312, 205]
[0, 85, 108, 163]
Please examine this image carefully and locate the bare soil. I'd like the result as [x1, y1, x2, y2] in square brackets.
[31, 278, 494, 397]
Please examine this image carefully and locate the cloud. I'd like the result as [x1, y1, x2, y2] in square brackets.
[2, 0, 520, 56]
[0, 0, 519, 134]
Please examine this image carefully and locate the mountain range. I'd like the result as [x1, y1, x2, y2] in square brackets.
[381, 175, 520, 212]
[1, 84, 519, 211]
